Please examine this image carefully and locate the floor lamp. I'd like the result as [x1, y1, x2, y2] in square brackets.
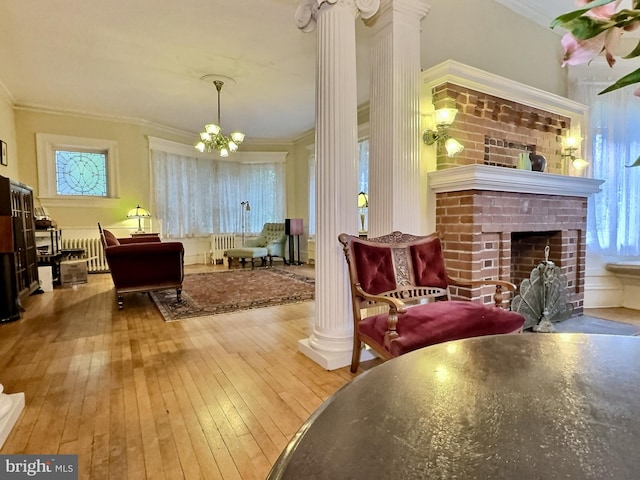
[241, 201, 250, 246]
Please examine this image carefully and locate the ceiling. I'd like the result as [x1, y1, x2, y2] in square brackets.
[0, 0, 567, 143]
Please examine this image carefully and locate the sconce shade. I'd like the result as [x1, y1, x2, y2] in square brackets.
[563, 134, 581, 149]
[572, 157, 589, 171]
[434, 107, 458, 127]
[444, 138, 465, 157]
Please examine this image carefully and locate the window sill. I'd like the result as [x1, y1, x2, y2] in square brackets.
[38, 196, 121, 208]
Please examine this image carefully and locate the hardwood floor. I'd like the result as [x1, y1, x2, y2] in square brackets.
[1, 265, 637, 479]
[0, 266, 369, 479]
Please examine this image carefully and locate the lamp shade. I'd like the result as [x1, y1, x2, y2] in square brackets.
[127, 204, 151, 219]
[358, 191, 369, 208]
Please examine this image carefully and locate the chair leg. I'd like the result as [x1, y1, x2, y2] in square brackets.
[176, 288, 182, 303]
[227, 257, 232, 269]
[350, 337, 362, 373]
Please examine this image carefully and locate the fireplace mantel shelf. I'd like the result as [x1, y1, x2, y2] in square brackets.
[428, 165, 604, 197]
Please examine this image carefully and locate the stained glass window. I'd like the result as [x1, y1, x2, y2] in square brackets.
[55, 150, 108, 196]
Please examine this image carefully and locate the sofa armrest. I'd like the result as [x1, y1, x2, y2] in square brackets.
[118, 236, 162, 245]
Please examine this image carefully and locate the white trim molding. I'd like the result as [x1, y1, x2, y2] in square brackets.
[428, 164, 604, 197]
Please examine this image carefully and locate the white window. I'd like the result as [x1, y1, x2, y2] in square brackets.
[36, 133, 119, 207]
[149, 137, 287, 238]
[570, 73, 640, 256]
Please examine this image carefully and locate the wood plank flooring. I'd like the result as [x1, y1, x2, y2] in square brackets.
[0, 266, 371, 479]
[1, 265, 637, 479]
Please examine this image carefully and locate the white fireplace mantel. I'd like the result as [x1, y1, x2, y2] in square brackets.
[428, 164, 604, 197]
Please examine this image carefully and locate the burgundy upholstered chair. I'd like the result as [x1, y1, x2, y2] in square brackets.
[98, 223, 184, 309]
[338, 231, 525, 372]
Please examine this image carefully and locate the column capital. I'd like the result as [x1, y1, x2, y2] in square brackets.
[368, 0, 430, 28]
[296, 0, 381, 32]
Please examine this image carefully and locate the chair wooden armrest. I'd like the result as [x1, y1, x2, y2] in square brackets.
[354, 284, 407, 344]
[448, 277, 517, 308]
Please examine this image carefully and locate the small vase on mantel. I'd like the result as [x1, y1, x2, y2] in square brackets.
[529, 153, 547, 172]
[517, 152, 531, 170]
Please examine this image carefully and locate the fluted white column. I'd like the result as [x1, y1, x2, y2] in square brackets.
[367, 0, 430, 237]
[296, 0, 379, 370]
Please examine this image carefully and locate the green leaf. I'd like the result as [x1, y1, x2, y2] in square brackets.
[598, 67, 640, 94]
[551, 0, 617, 29]
[623, 39, 640, 59]
[565, 17, 609, 40]
[626, 155, 640, 168]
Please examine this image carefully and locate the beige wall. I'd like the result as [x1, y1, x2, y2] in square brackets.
[13, 109, 298, 235]
[0, 94, 19, 180]
[422, 0, 566, 97]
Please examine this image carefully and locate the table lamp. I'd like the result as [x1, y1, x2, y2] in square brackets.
[127, 204, 152, 233]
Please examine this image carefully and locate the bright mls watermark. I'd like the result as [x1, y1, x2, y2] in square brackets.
[0, 455, 77, 479]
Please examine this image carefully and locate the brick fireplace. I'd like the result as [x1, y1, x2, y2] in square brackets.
[421, 62, 603, 316]
[429, 166, 602, 316]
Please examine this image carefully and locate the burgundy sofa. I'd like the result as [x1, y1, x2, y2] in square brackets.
[99, 224, 184, 309]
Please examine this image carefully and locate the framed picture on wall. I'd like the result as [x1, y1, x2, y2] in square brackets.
[0, 140, 7, 166]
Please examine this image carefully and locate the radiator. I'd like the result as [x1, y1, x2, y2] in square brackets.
[61, 237, 109, 273]
[210, 234, 237, 264]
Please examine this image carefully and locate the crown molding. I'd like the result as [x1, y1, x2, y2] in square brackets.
[493, 0, 557, 33]
[0, 79, 16, 106]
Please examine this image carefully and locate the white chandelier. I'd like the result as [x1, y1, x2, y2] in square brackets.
[195, 80, 245, 157]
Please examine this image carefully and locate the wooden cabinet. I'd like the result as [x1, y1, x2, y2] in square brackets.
[0, 175, 39, 323]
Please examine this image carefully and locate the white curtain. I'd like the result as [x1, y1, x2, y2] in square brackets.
[151, 150, 286, 237]
[571, 79, 640, 256]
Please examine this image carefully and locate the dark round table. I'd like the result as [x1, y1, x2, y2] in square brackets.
[268, 333, 640, 479]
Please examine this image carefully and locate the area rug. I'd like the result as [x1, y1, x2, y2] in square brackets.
[150, 267, 314, 321]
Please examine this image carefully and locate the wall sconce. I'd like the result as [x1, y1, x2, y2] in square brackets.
[561, 134, 589, 173]
[127, 204, 152, 233]
[422, 103, 464, 157]
[357, 191, 368, 233]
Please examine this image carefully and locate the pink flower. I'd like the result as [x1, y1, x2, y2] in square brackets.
[575, 0, 620, 19]
[561, 28, 623, 67]
[635, 87, 640, 97]
[561, 33, 602, 66]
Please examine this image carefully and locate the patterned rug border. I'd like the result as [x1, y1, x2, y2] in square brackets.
[150, 267, 315, 322]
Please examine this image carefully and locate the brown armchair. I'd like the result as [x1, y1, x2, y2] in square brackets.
[98, 223, 184, 309]
[339, 231, 525, 372]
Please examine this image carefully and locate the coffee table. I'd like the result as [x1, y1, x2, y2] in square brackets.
[269, 333, 640, 479]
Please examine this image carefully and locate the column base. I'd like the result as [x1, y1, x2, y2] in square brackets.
[0, 392, 25, 448]
[298, 338, 378, 370]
